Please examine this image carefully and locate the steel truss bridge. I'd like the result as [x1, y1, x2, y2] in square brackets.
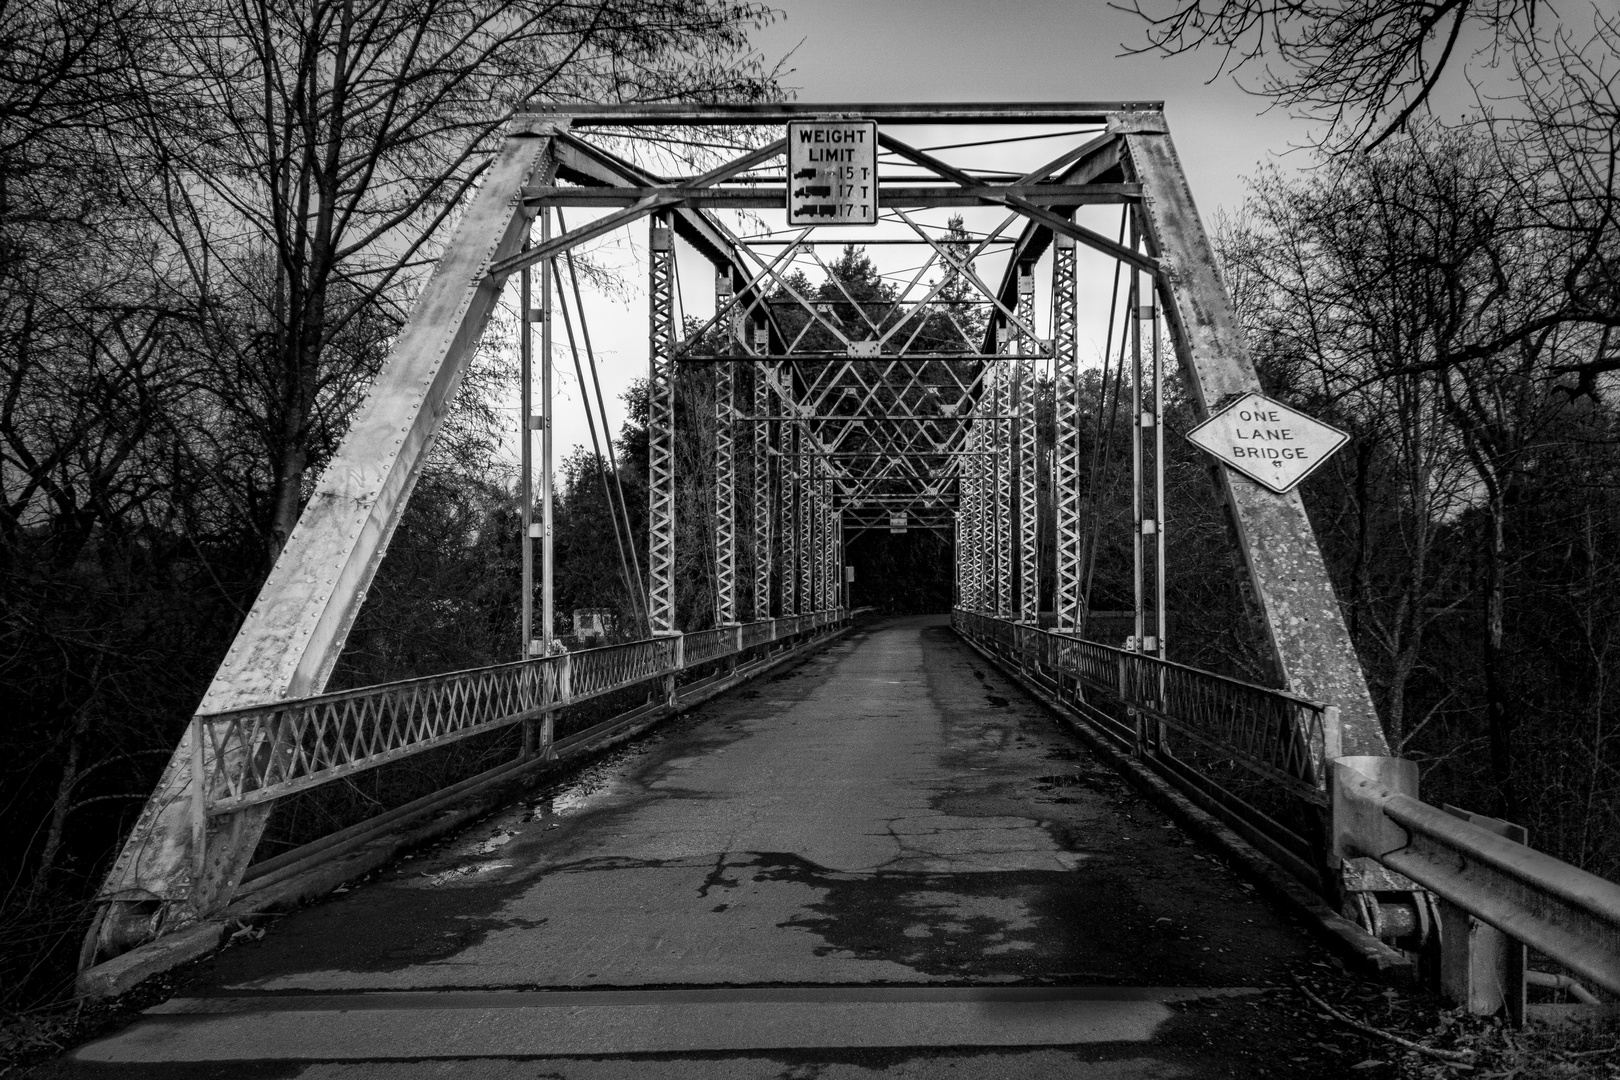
[83, 103, 1620, 1017]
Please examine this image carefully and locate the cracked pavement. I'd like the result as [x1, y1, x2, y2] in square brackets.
[194, 615, 1312, 993]
[62, 616, 1357, 1078]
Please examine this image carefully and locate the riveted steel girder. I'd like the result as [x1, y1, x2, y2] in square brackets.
[1016, 267, 1039, 623]
[754, 360, 774, 620]
[715, 357, 737, 626]
[647, 215, 678, 634]
[1052, 237, 1081, 630]
[1113, 111, 1386, 755]
[993, 325, 1013, 617]
[92, 129, 559, 952]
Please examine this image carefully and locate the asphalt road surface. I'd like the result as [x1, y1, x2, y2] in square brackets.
[54, 616, 1371, 1078]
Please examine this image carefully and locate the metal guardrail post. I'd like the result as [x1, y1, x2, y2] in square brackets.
[524, 656, 549, 758]
[663, 632, 683, 705]
[542, 653, 568, 759]
[1321, 706, 1343, 764]
[1438, 808, 1527, 1024]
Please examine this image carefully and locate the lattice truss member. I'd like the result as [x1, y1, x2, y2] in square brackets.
[88, 103, 1387, 964]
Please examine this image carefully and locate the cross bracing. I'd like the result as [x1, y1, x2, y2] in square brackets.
[87, 102, 1395, 969]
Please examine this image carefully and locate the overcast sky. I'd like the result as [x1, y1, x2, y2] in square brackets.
[752, 0, 1324, 215]
[509, 0, 1328, 467]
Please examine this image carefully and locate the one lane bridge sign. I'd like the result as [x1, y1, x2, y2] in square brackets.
[1186, 391, 1348, 494]
[787, 119, 877, 226]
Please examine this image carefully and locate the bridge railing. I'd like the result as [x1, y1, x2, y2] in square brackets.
[196, 610, 849, 815]
[958, 609, 1620, 1001]
[1334, 757, 1620, 999]
[953, 608, 1333, 885]
[957, 609, 1329, 796]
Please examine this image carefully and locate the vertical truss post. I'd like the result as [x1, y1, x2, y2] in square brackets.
[830, 495, 839, 611]
[994, 322, 1014, 617]
[819, 472, 832, 610]
[809, 466, 820, 612]
[753, 348, 773, 620]
[953, 506, 964, 607]
[1129, 238, 1165, 658]
[1016, 265, 1039, 623]
[837, 511, 847, 610]
[965, 414, 978, 608]
[960, 423, 976, 608]
[647, 213, 677, 635]
[1130, 257, 1143, 650]
[811, 467, 824, 611]
[1149, 277, 1165, 658]
[713, 273, 737, 626]
[784, 421, 798, 616]
[1051, 236, 1081, 631]
[714, 359, 736, 625]
[539, 212, 555, 657]
[520, 258, 533, 659]
[799, 428, 815, 615]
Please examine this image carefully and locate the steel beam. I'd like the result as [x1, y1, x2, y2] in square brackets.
[647, 215, 677, 634]
[1016, 267, 1039, 623]
[754, 357, 773, 620]
[516, 102, 1162, 125]
[993, 324, 1013, 617]
[90, 129, 557, 955]
[521, 184, 1139, 209]
[1052, 237, 1082, 630]
[714, 355, 737, 626]
[1115, 111, 1386, 755]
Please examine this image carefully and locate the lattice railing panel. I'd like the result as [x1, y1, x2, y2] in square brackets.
[199, 612, 847, 813]
[683, 626, 736, 667]
[569, 638, 675, 701]
[952, 609, 1328, 806]
[1122, 655, 1326, 802]
[199, 659, 554, 813]
[741, 620, 776, 649]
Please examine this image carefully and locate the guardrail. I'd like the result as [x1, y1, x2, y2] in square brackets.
[1334, 756, 1620, 999]
[194, 610, 849, 815]
[953, 608, 1334, 885]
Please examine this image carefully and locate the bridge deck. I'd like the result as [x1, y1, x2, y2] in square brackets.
[70, 617, 1351, 1077]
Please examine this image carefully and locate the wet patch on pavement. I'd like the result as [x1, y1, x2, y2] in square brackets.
[189, 618, 1313, 997]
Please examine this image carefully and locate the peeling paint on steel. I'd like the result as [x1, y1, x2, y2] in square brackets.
[95, 131, 562, 932]
[1120, 119, 1387, 758]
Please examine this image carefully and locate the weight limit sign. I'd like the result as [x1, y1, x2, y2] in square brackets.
[787, 119, 877, 226]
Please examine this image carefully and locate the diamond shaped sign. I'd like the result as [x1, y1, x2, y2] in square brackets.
[1185, 392, 1348, 494]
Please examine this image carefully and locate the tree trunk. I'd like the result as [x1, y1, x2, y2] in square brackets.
[30, 699, 95, 904]
[1483, 493, 1517, 819]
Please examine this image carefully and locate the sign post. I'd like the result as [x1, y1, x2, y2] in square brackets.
[1185, 392, 1348, 494]
[787, 120, 878, 226]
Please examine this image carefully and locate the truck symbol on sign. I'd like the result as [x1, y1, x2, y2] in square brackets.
[793, 185, 831, 198]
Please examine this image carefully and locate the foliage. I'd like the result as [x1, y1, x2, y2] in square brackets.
[1221, 124, 1620, 865]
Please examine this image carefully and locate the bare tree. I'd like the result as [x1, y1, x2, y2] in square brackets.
[130, 0, 778, 565]
[1118, 0, 1547, 151]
